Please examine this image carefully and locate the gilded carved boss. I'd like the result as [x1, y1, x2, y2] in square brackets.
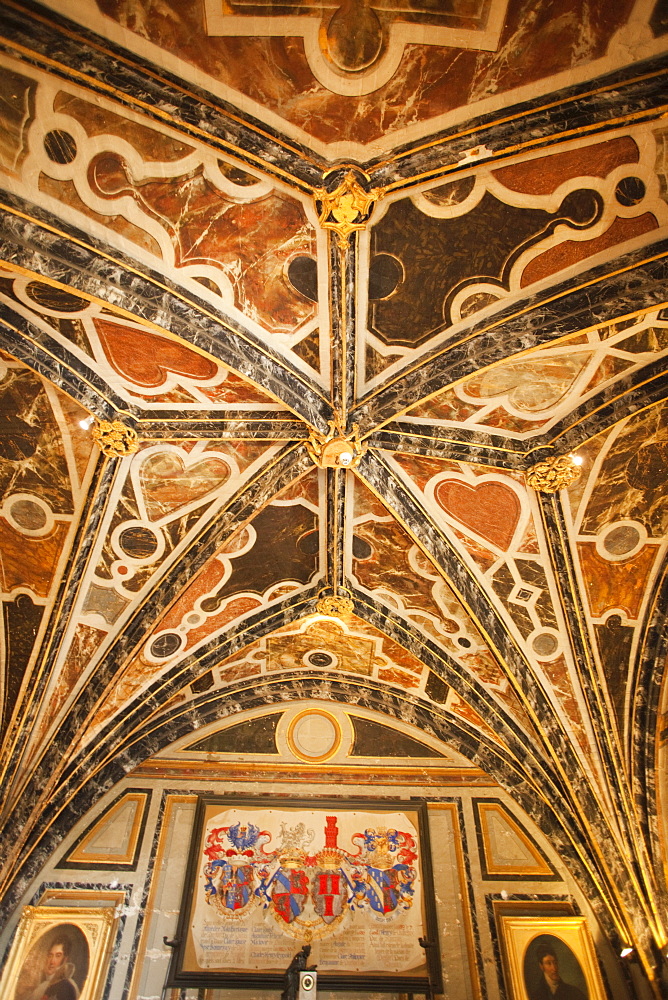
[526, 454, 582, 493]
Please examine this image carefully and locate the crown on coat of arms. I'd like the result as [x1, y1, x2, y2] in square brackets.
[363, 829, 395, 870]
[314, 847, 343, 869]
[277, 821, 314, 869]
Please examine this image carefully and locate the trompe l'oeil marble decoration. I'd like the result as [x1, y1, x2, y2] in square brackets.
[91, 419, 139, 457]
[525, 454, 582, 493]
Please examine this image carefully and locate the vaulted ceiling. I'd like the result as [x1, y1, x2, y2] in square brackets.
[1, 0, 668, 988]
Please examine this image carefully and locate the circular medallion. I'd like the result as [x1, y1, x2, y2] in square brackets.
[287, 710, 342, 762]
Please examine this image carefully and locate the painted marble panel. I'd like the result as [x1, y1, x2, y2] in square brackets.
[577, 398, 668, 537]
[86, 440, 278, 618]
[152, 493, 321, 651]
[79, 471, 324, 736]
[566, 401, 668, 732]
[53, 92, 195, 162]
[2, 593, 44, 737]
[45, 623, 108, 726]
[84, 0, 636, 147]
[153, 611, 510, 746]
[0, 65, 36, 177]
[0, 360, 97, 758]
[577, 542, 659, 620]
[84, 156, 317, 334]
[400, 309, 668, 439]
[388, 452, 592, 754]
[366, 130, 662, 359]
[349, 477, 520, 699]
[244, 613, 424, 685]
[0, 269, 290, 410]
[1, 65, 320, 348]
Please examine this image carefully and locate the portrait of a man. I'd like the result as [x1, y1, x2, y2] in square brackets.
[14, 924, 89, 1000]
[524, 936, 588, 1000]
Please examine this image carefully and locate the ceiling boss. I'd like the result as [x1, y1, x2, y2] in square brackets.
[305, 419, 366, 470]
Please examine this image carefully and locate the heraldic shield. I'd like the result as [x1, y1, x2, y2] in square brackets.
[199, 813, 418, 938]
[267, 865, 310, 923]
[312, 867, 348, 923]
[204, 859, 254, 915]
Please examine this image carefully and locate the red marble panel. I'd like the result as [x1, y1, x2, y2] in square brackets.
[39, 174, 163, 258]
[196, 373, 289, 407]
[492, 137, 639, 196]
[378, 665, 420, 688]
[520, 214, 659, 287]
[0, 520, 69, 598]
[405, 390, 483, 423]
[87, 155, 316, 334]
[577, 542, 658, 619]
[435, 479, 521, 551]
[95, 318, 219, 388]
[94, 0, 635, 146]
[54, 92, 195, 161]
[538, 653, 590, 756]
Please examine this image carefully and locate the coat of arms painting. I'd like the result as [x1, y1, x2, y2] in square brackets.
[170, 798, 440, 991]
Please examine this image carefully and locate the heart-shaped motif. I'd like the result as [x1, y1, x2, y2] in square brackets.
[434, 478, 521, 551]
[140, 451, 231, 520]
[462, 354, 588, 413]
[95, 318, 218, 388]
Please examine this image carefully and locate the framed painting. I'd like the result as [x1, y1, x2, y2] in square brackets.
[0, 905, 118, 1000]
[499, 915, 606, 1000]
[168, 796, 442, 992]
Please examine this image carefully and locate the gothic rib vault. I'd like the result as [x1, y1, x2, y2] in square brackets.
[1, 0, 668, 994]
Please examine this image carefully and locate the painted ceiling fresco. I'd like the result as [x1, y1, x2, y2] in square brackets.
[1, 0, 668, 993]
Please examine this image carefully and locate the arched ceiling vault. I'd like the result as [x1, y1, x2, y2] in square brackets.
[1, 0, 668, 992]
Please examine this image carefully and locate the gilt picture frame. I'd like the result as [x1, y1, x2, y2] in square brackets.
[499, 915, 606, 1000]
[0, 905, 118, 1000]
[168, 796, 442, 992]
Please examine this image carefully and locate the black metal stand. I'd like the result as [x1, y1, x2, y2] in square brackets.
[281, 945, 317, 1000]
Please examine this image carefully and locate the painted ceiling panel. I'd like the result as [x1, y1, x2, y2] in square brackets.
[564, 399, 668, 738]
[0, 357, 98, 794]
[0, 2, 667, 988]
[401, 311, 668, 445]
[360, 125, 667, 390]
[0, 264, 294, 415]
[0, 57, 326, 380]
[54, 0, 640, 149]
[386, 451, 597, 765]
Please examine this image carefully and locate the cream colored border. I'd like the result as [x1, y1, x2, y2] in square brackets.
[477, 802, 554, 877]
[0, 906, 118, 1000]
[429, 803, 482, 1000]
[65, 792, 148, 865]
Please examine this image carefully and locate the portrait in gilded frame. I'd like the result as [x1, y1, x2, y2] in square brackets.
[0, 907, 118, 1000]
[499, 916, 606, 1000]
